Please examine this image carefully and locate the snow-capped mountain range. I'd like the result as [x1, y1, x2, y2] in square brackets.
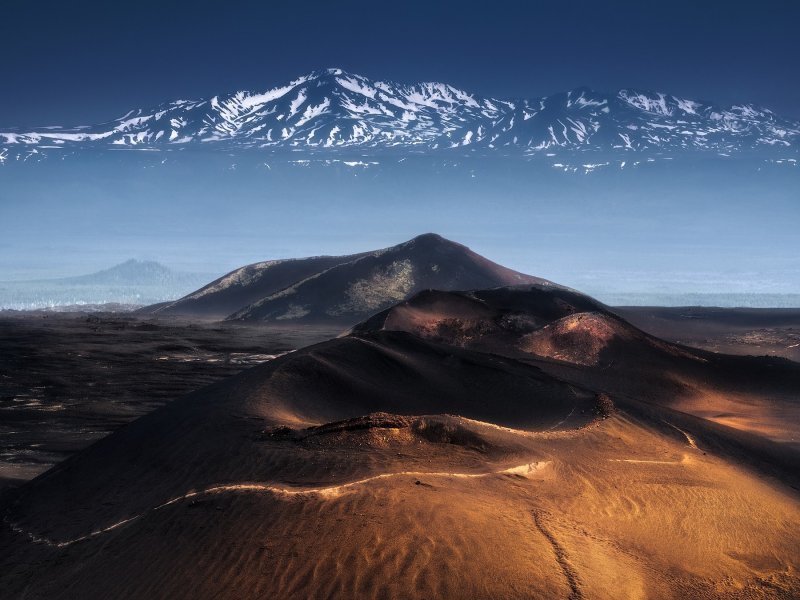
[1, 68, 798, 163]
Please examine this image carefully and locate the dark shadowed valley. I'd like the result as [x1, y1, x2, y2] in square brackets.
[0, 312, 339, 491]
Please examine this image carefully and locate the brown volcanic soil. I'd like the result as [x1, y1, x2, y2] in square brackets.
[0, 288, 799, 599]
[362, 287, 800, 449]
[0, 312, 339, 491]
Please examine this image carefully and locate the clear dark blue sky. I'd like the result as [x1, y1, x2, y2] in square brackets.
[2, 0, 799, 127]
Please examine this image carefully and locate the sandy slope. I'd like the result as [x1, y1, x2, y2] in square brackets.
[2, 408, 797, 598]
[1, 286, 798, 599]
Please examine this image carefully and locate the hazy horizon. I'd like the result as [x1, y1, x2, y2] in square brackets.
[2, 1, 798, 306]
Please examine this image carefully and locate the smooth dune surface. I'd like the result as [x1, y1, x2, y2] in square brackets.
[1, 285, 798, 599]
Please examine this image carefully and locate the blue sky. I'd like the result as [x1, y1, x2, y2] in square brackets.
[2, 0, 799, 127]
[1, 0, 798, 302]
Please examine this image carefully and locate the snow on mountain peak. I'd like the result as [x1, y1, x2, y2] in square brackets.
[1, 70, 797, 162]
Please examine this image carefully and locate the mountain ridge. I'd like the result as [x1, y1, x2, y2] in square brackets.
[149, 233, 551, 322]
[2, 68, 797, 163]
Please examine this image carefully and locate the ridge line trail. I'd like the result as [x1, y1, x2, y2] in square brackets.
[662, 421, 699, 449]
[5, 461, 549, 549]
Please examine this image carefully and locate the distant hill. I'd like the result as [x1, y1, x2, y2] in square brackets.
[0, 260, 215, 311]
[149, 234, 550, 323]
[63, 259, 187, 286]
